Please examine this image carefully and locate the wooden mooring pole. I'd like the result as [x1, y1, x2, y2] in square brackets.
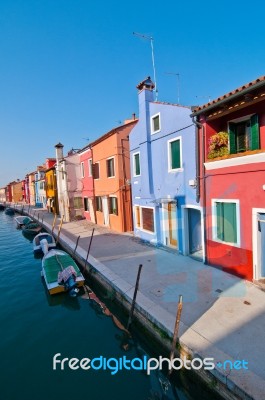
[73, 235, 80, 256]
[126, 264, 143, 330]
[84, 228, 95, 271]
[51, 214, 57, 235]
[169, 294, 183, 375]
[56, 215, 64, 244]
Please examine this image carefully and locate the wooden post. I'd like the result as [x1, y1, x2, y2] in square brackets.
[51, 214, 57, 235]
[37, 213, 40, 221]
[126, 264, 143, 330]
[84, 228, 95, 270]
[56, 215, 64, 244]
[28, 205, 30, 214]
[169, 295, 183, 375]
[73, 235, 80, 256]
[41, 215, 44, 224]
[21, 205, 24, 215]
[33, 210, 36, 218]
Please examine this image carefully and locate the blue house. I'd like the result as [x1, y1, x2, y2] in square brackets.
[129, 77, 204, 260]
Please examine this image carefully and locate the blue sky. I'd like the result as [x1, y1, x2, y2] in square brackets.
[1, 0, 265, 187]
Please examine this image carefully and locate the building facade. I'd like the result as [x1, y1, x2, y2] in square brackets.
[79, 146, 95, 222]
[192, 74, 265, 281]
[90, 119, 137, 232]
[129, 77, 203, 258]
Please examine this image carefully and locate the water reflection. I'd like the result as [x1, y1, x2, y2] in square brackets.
[41, 279, 81, 310]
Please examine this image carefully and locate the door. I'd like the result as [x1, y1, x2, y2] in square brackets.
[188, 208, 202, 256]
[168, 202, 177, 247]
[102, 196, 109, 226]
[257, 213, 265, 278]
[88, 198, 95, 223]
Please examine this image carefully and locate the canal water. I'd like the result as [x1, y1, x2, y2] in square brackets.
[0, 211, 221, 400]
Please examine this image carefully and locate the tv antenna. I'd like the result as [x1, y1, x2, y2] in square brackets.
[133, 32, 158, 101]
[165, 72, 180, 104]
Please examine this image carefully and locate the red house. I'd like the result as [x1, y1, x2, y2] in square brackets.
[79, 145, 95, 222]
[192, 75, 265, 282]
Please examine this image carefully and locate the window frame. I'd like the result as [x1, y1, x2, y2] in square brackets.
[150, 112, 161, 134]
[84, 197, 89, 212]
[88, 159, 93, 177]
[95, 196, 102, 212]
[168, 136, 182, 172]
[133, 152, 141, 177]
[109, 196, 118, 215]
[106, 157, 115, 178]
[81, 162, 85, 178]
[212, 199, 240, 246]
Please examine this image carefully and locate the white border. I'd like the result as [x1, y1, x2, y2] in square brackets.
[106, 156, 115, 178]
[150, 112, 161, 135]
[88, 158, 93, 177]
[168, 136, 183, 172]
[133, 152, 141, 177]
[205, 152, 265, 171]
[252, 207, 265, 280]
[81, 162, 85, 178]
[211, 199, 241, 247]
[181, 205, 205, 261]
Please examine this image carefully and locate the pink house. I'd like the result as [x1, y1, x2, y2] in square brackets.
[79, 145, 95, 222]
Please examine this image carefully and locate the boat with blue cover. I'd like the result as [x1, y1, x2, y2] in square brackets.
[5, 208, 15, 215]
[14, 215, 33, 228]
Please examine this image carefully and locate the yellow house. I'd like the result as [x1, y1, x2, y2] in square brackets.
[45, 167, 59, 214]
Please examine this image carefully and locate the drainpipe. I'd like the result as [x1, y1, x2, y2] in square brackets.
[192, 116, 208, 264]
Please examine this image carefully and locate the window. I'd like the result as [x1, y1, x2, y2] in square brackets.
[81, 162, 85, 178]
[168, 138, 181, 171]
[133, 153, 141, 176]
[93, 162, 100, 179]
[212, 200, 240, 245]
[74, 197, 83, 209]
[84, 197, 89, 212]
[106, 157, 115, 178]
[88, 159, 93, 177]
[135, 206, 141, 228]
[109, 196, 118, 215]
[229, 114, 259, 154]
[96, 196, 102, 212]
[141, 207, 155, 233]
[39, 182, 44, 190]
[151, 113, 161, 134]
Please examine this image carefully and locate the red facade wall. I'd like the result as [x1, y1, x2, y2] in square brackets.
[199, 97, 265, 281]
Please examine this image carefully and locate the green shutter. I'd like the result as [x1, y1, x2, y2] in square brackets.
[223, 203, 237, 243]
[229, 123, 236, 154]
[250, 114, 259, 150]
[135, 153, 140, 175]
[171, 140, 180, 169]
[216, 202, 223, 240]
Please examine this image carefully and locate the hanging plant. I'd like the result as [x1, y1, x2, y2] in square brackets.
[208, 131, 229, 159]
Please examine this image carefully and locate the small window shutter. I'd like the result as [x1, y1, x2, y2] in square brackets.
[229, 123, 236, 154]
[250, 114, 259, 150]
[216, 202, 223, 241]
[223, 203, 237, 243]
[171, 140, 180, 169]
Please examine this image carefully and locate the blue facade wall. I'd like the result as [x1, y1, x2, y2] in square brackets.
[129, 86, 198, 253]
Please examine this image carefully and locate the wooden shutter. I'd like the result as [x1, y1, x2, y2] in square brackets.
[250, 114, 259, 150]
[142, 208, 154, 232]
[171, 140, 180, 169]
[229, 123, 236, 154]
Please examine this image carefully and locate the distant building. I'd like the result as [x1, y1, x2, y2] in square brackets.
[55, 143, 83, 222]
[79, 145, 95, 222]
[0, 187, 6, 202]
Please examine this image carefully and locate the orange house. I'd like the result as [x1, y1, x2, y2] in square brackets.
[91, 118, 137, 232]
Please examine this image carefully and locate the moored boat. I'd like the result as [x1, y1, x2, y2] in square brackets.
[0, 204, 5, 211]
[5, 207, 15, 215]
[41, 249, 85, 296]
[14, 215, 33, 228]
[22, 221, 42, 235]
[33, 232, 56, 254]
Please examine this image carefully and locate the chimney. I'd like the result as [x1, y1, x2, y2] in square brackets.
[55, 142, 64, 164]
